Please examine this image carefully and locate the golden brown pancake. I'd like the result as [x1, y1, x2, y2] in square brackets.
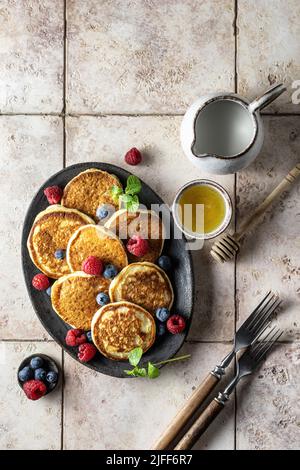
[109, 262, 174, 315]
[104, 209, 164, 263]
[91, 301, 156, 360]
[27, 206, 95, 279]
[66, 225, 128, 273]
[61, 168, 122, 220]
[51, 272, 110, 330]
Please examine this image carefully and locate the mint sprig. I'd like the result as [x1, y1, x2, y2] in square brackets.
[124, 347, 191, 379]
[110, 175, 142, 212]
[125, 175, 142, 195]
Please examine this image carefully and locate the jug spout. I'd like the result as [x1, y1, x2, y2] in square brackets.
[248, 83, 286, 113]
[191, 141, 209, 158]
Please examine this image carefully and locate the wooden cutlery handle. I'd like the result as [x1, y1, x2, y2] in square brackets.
[153, 373, 219, 450]
[174, 399, 224, 450]
[237, 163, 300, 240]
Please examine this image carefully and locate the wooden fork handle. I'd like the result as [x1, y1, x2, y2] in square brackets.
[152, 372, 219, 450]
[174, 398, 224, 450]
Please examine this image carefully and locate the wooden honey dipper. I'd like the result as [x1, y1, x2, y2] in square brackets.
[210, 163, 300, 263]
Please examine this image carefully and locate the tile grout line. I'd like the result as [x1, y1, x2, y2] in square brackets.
[0, 112, 299, 117]
[233, 0, 238, 451]
[60, 0, 67, 451]
[62, 0, 67, 169]
[60, 347, 65, 450]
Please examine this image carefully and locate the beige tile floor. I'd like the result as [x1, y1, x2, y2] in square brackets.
[0, 0, 299, 450]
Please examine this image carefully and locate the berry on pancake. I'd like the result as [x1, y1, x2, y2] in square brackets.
[82, 256, 104, 276]
[127, 235, 149, 257]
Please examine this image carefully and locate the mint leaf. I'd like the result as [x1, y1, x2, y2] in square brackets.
[147, 362, 160, 379]
[135, 367, 147, 377]
[124, 368, 137, 376]
[126, 194, 139, 213]
[128, 347, 143, 367]
[111, 185, 123, 203]
[119, 193, 132, 205]
[125, 175, 142, 196]
[124, 366, 146, 377]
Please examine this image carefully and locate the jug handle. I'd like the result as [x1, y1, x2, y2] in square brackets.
[248, 83, 286, 113]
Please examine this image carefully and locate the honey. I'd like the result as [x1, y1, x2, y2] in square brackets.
[178, 184, 226, 235]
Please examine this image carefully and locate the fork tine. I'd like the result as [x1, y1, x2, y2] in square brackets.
[246, 292, 277, 330]
[255, 331, 283, 362]
[253, 328, 283, 362]
[249, 297, 281, 333]
[242, 291, 273, 329]
[251, 320, 272, 344]
[251, 325, 277, 354]
[252, 299, 282, 333]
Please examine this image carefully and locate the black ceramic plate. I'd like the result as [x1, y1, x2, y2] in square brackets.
[22, 163, 194, 378]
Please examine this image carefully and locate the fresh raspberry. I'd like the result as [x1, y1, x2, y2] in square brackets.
[23, 380, 47, 400]
[32, 273, 50, 291]
[124, 147, 142, 166]
[78, 343, 97, 362]
[65, 329, 87, 347]
[82, 256, 103, 275]
[44, 185, 63, 204]
[166, 315, 186, 334]
[126, 235, 149, 257]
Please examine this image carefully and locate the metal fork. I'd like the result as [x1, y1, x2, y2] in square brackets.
[153, 291, 281, 450]
[212, 290, 281, 379]
[175, 326, 283, 450]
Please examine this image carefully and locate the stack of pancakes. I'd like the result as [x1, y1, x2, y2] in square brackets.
[28, 168, 173, 361]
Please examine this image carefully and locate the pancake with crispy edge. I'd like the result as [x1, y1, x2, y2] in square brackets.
[66, 224, 128, 273]
[27, 205, 95, 279]
[51, 271, 111, 331]
[61, 168, 122, 220]
[91, 301, 156, 360]
[104, 208, 164, 263]
[109, 262, 174, 315]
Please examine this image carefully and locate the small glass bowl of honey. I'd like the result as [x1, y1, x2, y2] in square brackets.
[172, 179, 232, 240]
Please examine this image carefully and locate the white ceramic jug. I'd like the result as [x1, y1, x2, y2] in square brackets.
[180, 84, 286, 175]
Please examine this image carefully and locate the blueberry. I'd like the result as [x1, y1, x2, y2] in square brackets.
[54, 249, 65, 260]
[30, 356, 44, 370]
[46, 286, 52, 296]
[18, 366, 33, 382]
[103, 264, 118, 279]
[155, 307, 170, 322]
[158, 255, 172, 271]
[86, 331, 93, 343]
[96, 292, 110, 306]
[157, 323, 166, 336]
[34, 368, 47, 381]
[46, 371, 58, 384]
[96, 204, 110, 220]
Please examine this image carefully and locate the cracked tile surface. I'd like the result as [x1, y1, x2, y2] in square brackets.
[0, 341, 62, 450]
[236, 342, 300, 450]
[238, 0, 300, 113]
[64, 342, 234, 450]
[236, 116, 300, 341]
[0, 116, 63, 339]
[67, 0, 234, 113]
[0, 0, 64, 113]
